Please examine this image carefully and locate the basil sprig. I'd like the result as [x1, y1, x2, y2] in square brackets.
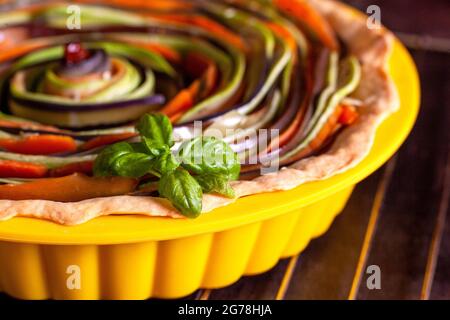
[195, 173, 235, 198]
[137, 113, 174, 147]
[158, 168, 203, 218]
[93, 113, 240, 217]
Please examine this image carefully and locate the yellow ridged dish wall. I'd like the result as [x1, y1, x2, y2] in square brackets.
[0, 185, 354, 300]
[0, 37, 420, 299]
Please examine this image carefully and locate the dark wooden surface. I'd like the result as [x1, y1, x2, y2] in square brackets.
[0, 0, 448, 301]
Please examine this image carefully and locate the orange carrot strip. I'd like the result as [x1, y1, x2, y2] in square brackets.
[0, 27, 30, 50]
[0, 135, 77, 155]
[266, 99, 308, 154]
[144, 43, 181, 63]
[200, 64, 218, 98]
[273, 106, 305, 150]
[49, 161, 94, 177]
[0, 159, 48, 178]
[273, 0, 339, 50]
[144, 14, 246, 51]
[160, 89, 195, 117]
[293, 104, 348, 160]
[0, 39, 49, 63]
[169, 111, 184, 123]
[0, 173, 137, 202]
[0, 119, 62, 133]
[81, 132, 137, 151]
[184, 52, 218, 97]
[266, 22, 298, 63]
[308, 106, 343, 150]
[160, 51, 219, 118]
[338, 104, 358, 125]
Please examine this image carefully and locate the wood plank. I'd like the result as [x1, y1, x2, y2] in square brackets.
[207, 259, 291, 300]
[429, 186, 450, 299]
[356, 50, 450, 299]
[426, 154, 450, 299]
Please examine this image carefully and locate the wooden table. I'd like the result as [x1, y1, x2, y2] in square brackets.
[0, 0, 449, 301]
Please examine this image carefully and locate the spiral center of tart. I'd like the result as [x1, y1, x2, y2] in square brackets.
[41, 42, 115, 100]
[64, 42, 90, 64]
[57, 42, 111, 80]
[6, 40, 165, 127]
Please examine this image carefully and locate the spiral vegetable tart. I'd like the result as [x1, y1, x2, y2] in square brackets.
[0, 0, 399, 225]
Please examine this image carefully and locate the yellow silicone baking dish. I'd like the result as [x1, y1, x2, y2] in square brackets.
[0, 21, 420, 300]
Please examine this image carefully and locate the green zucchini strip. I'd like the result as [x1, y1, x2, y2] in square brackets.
[0, 151, 96, 169]
[281, 56, 361, 160]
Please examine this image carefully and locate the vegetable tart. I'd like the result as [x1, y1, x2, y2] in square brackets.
[0, 0, 399, 225]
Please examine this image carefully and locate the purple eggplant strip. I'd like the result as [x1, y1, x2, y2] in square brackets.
[57, 49, 110, 78]
[11, 93, 165, 112]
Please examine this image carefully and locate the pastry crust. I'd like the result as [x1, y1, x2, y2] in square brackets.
[0, 0, 399, 225]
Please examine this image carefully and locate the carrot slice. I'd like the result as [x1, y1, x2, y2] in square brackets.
[160, 89, 195, 117]
[81, 133, 137, 151]
[0, 27, 30, 50]
[338, 104, 358, 125]
[267, 62, 314, 152]
[49, 161, 94, 177]
[273, 0, 339, 50]
[266, 22, 298, 60]
[0, 40, 49, 63]
[0, 119, 62, 133]
[169, 111, 184, 123]
[0, 160, 48, 178]
[308, 106, 343, 151]
[292, 104, 350, 160]
[185, 53, 218, 98]
[144, 14, 246, 51]
[244, 103, 345, 172]
[160, 53, 218, 118]
[0, 135, 77, 155]
[0, 173, 137, 202]
[142, 43, 181, 63]
[270, 100, 307, 151]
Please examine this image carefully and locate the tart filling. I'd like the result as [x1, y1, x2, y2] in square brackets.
[0, 0, 399, 225]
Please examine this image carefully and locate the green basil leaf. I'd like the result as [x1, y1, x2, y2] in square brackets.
[228, 162, 241, 180]
[158, 168, 203, 218]
[141, 136, 170, 157]
[136, 113, 174, 147]
[179, 136, 240, 177]
[129, 142, 148, 154]
[93, 142, 134, 177]
[112, 153, 153, 178]
[150, 151, 179, 175]
[195, 173, 235, 198]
